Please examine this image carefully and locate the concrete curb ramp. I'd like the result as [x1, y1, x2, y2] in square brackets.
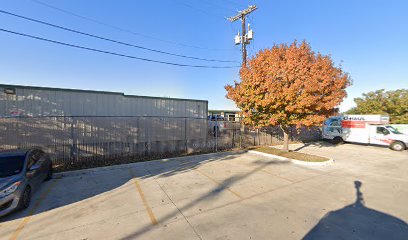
[247, 150, 335, 166]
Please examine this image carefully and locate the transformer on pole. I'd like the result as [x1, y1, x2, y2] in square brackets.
[228, 5, 257, 66]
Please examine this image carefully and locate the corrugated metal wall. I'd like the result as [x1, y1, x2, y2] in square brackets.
[0, 85, 211, 170]
[0, 85, 207, 118]
[0, 116, 211, 168]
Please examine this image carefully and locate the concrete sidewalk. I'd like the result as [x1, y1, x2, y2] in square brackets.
[1, 144, 407, 240]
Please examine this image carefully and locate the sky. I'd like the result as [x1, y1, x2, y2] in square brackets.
[0, 0, 407, 112]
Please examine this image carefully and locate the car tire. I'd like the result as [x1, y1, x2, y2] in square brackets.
[45, 163, 53, 181]
[18, 186, 31, 210]
[390, 141, 405, 151]
[332, 137, 344, 145]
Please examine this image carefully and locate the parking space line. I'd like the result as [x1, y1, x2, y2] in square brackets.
[9, 179, 57, 240]
[128, 169, 158, 225]
[148, 170, 203, 240]
[194, 169, 243, 199]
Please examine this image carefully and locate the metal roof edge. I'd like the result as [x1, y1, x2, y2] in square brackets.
[123, 94, 208, 103]
[0, 84, 208, 103]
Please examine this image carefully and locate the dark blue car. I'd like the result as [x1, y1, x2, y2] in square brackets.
[0, 148, 53, 217]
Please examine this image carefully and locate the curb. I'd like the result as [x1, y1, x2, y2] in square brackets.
[247, 150, 334, 166]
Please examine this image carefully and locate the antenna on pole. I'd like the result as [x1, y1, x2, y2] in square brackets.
[228, 5, 257, 66]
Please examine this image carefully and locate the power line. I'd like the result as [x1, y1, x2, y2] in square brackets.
[30, 0, 234, 51]
[0, 9, 238, 63]
[0, 28, 240, 69]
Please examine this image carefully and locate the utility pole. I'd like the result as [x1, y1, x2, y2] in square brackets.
[228, 5, 257, 65]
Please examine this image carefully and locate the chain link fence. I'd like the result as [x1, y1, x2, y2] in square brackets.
[0, 116, 321, 171]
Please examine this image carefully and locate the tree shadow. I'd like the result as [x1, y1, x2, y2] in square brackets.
[303, 180, 408, 240]
[0, 150, 288, 239]
[119, 155, 289, 240]
[0, 151, 240, 223]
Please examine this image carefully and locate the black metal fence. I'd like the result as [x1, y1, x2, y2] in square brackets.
[0, 116, 321, 171]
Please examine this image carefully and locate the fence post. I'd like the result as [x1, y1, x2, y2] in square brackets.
[146, 117, 150, 156]
[185, 118, 188, 154]
[232, 123, 235, 148]
[257, 129, 260, 146]
[253, 129, 256, 146]
[239, 119, 243, 149]
[16, 121, 21, 149]
[70, 117, 76, 162]
[215, 118, 218, 152]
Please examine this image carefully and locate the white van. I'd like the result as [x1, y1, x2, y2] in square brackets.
[322, 115, 408, 151]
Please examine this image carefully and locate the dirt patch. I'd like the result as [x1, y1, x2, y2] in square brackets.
[249, 146, 330, 162]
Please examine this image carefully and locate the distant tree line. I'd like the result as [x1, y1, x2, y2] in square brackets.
[346, 89, 408, 124]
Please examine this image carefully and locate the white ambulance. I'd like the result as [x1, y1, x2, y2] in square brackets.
[322, 115, 408, 151]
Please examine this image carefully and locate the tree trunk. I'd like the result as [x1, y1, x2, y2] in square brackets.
[280, 125, 289, 152]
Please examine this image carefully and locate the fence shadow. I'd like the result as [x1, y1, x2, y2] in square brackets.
[119, 152, 290, 240]
[0, 151, 276, 224]
[303, 180, 408, 240]
[0, 151, 290, 240]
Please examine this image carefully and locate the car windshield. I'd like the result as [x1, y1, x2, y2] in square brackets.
[0, 156, 25, 178]
[386, 126, 403, 134]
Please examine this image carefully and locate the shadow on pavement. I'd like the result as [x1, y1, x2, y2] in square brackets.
[294, 141, 396, 152]
[119, 154, 289, 240]
[0, 151, 247, 224]
[303, 180, 408, 240]
[1, 149, 289, 240]
[293, 141, 337, 151]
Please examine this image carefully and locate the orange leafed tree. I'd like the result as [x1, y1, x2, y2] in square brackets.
[225, 41, 351, 151]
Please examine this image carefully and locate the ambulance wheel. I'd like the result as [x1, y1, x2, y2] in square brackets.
[332, 137, 344, 145]
[390, 141, 405, 151]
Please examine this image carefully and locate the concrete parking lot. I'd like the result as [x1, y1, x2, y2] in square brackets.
[1, 143, 408, 240]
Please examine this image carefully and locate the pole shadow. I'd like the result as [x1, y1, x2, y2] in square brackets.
[303, 180, 408, 240]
